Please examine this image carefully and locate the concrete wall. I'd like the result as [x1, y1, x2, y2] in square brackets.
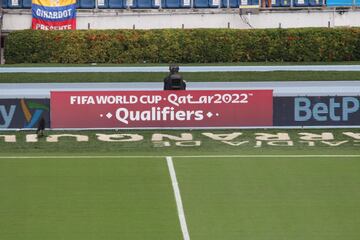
[2, 8, 360, 31]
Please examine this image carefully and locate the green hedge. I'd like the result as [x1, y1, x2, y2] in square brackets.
[5, 28, 360, 64]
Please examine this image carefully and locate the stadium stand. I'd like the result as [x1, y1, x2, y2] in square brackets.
[6, 0, 21, 8]
[133, 0, 160, 9]
[221, 0, 238, 8]
[269, 0, 291, 7]
[2, 0, 262, 8]
[2, 0, 360, 8]
[2, 0, 360, 7]
[23, 0, 31, 8]
[163, 0, 191, 8]
[98, 0, 127, 8]
[193, 0, 219, 8]
[77, 0, 96, 9]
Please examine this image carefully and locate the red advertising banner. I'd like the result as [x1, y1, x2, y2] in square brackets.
[51, 90, 273, 129]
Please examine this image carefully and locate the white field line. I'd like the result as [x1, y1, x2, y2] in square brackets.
[0, 155, 360, 159]
[166, 156, 190, 240]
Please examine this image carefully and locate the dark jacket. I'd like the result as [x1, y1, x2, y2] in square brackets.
[37, 117, 45, 130]
[163, 73, 186, 90]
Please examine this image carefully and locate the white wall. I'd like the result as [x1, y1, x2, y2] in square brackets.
[2, 9, 360, 31]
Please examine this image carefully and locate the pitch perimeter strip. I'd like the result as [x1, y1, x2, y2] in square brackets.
[1, 155, 360, 159]
[166, 156, 191, 240]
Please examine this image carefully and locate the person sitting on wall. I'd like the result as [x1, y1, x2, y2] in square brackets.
[36, 117, 46, 137]
[163, 65, 186, 90]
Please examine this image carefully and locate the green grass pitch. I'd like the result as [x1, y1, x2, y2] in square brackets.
[1, 129, 360, 240]
[0, 157, 182, 240]
[176, 156, 360, 240]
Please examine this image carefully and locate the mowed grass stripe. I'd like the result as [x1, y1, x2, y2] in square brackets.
[0, 157, 182, 240]
[172, 156, 360, 240]
[0, 155, 360, 159]
[2, 71, 360, 83]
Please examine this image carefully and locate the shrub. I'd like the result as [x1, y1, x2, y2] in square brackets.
[5, 28, 360, 64]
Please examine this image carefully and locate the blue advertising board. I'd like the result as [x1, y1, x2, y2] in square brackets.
[0, 99, 50, 129]
[274, 96, 360, 126]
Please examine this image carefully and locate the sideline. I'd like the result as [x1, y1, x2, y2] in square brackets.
[0, 155, 360, 159]
[166, 156, 190, 240]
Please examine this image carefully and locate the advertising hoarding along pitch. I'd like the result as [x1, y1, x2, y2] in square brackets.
[274, 96, 360, 126]
[51, 90, 273, 129]
[0, 99, 50, 129]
